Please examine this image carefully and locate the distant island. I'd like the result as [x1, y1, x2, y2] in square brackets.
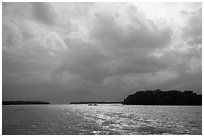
[123, 89, 202, 105]
[70, 101, 122, 104]
[2, 101, 50, 105]
[3, 89, 202, 106]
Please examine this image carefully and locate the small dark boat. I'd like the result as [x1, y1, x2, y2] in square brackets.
[88, 103, 98, 106]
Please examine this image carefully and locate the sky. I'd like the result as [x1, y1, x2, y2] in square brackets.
[2, 2, 202, 103]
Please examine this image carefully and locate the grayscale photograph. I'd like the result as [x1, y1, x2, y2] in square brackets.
[2, 2, 202, 135]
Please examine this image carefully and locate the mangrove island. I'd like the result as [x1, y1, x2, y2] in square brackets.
[123, 89, 202, 105]
[2, 101, 50, 105]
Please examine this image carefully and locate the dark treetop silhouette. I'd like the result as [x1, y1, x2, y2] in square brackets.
[2, 101, 50, 105]
[123, 89, 202, 105]
[70, 101, 122, 104]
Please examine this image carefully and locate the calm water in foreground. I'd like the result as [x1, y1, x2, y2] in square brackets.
[2, 104, 202, 135]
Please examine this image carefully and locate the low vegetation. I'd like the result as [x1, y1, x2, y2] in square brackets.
[2, 101, 50, 105]
[70, 101, 122, 104]
[123, 89, 202, 105]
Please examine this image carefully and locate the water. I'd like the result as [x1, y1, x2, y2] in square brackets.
[2, 104, 202, 135]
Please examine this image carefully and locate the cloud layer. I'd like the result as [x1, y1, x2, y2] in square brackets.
[2, 2, 202, 103]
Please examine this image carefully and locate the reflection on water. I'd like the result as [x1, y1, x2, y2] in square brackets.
[3, 104, 202, 135]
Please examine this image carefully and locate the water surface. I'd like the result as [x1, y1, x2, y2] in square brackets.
[2, 104, 202, 135]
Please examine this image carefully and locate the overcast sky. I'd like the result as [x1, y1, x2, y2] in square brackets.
[2, 2, 202, 103]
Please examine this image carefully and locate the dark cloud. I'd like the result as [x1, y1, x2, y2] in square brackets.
[2, 3, 202, 103]
[32, 2, 59, 25]
[59, 42, 111, 83]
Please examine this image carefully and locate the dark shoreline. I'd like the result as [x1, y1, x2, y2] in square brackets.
[70, 102, 122, 104]
[123, 89, 202, 105]
[3, 89, 202, 106]
[2, 101, 50, 105]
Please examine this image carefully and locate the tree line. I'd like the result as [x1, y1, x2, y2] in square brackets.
[2, 101, 50, 105]
[70, 101, 122, 104]
[123, 89, 202, 105]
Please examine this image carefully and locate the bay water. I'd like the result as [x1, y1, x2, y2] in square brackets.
[2, 104, 202, 135]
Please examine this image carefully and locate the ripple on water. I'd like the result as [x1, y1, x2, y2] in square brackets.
[3, 105, 201, 135]
[137, 126, 174, 135]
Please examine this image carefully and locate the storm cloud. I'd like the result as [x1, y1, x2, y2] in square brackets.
[2, 2, 202, 103]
